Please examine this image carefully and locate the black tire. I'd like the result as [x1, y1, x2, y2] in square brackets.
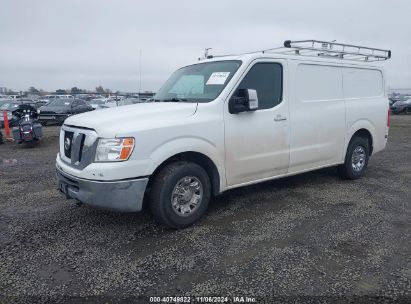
[149, 161, 211, 229]
[338, 136, 369, 180]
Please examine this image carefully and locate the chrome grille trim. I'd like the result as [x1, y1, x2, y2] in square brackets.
[59, 125, 99, 169]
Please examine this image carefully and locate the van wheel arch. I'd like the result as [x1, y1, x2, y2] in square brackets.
[350, 128, 373, 156]
[148, 152, 221, 196]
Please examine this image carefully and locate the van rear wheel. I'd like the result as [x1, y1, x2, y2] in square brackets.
[149, 161, 211, 229]
[338, 136, 369, 180]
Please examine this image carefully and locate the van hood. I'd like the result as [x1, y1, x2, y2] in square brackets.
[64, 102, 198, 136]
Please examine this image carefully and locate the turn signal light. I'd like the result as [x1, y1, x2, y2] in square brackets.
[119, 138, 135, 160]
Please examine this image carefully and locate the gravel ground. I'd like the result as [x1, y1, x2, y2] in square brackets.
[0, 116, 410, 303]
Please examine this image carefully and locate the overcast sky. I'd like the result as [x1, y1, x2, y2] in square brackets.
[0, 0, 410, 92]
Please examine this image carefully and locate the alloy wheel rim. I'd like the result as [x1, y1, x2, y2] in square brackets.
[351, 146, 366, 172]
[171, 176, 203, 217]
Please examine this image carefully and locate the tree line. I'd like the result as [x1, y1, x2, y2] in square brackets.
[27, 86, 115, 95]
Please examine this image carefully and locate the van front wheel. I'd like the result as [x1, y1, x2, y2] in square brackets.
[338, 136, 369, 180]
[149, 161, 211, 229]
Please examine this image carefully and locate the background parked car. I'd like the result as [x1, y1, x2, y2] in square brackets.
[87, 98, 109, 110]
[33, 100, 49, 108]
[92, 97, 142, 110]
[389, 97, 399, 106]
[75, 94, 96, 102]
[390, 99, 411, 114]
[38, 98, 93, 125]
[120, 97, 145, 105]
[93, 100, 117, 110]
[0, 99, 10, 107]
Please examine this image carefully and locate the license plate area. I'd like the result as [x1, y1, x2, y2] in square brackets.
[23, 133, 33, 140]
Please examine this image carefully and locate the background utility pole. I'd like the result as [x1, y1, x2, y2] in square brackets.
[138, 49, 142, 98]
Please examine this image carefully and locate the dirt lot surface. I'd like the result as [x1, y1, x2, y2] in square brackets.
[0, 116, 410, 303]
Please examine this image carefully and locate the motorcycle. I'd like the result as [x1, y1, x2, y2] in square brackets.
[11, 104, 43, 146]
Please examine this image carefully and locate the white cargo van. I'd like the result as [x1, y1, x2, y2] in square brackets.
[56, 40, 391, 228]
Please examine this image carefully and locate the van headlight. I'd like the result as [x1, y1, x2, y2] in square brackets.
[95, 138, 134, 162]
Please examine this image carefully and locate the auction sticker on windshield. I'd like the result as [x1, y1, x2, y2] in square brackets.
[206, 72, 230, 85]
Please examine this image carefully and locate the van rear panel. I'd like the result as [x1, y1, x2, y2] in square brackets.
[288, 60, 387, 174]
[342, 66, 388, 154]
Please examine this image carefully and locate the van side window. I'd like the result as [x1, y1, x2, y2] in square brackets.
[234, 63, 283, 110]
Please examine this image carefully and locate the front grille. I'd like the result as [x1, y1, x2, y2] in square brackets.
[78, 134, 86, 162]
[60, 126, 98, 169]
[64, 131, 74, 158]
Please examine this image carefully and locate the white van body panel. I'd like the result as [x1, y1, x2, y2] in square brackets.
[224, 58, 290, 186]
[287, 61, 346, 173]
[341, 65, 388, 155]
[57, 52, 389, 204]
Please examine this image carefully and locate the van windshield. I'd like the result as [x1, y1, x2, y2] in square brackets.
[154, 60, 242, 103]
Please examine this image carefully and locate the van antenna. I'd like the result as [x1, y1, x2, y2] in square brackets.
[138, 49, 142, 97]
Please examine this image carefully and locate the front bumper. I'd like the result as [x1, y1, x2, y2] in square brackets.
[56, 167, 149, 212]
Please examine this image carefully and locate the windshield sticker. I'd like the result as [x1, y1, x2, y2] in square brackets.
[206, 72, 230, 85]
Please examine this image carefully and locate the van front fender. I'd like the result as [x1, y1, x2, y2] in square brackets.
[149, 136, 225, 189]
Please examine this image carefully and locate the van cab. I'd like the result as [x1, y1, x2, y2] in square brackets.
[56, 40, 391, 228]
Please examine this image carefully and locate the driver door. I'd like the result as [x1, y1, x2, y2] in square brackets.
[224, 60, 290, 186]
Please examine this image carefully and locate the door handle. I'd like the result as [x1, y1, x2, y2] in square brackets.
[274, 114, 287, 122]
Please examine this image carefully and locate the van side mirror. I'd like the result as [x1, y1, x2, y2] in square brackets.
[229, 89, 259, 114]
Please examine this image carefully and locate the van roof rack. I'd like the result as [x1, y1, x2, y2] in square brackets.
[264, 40, 391, 62]
[206, 39, 391, 62]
